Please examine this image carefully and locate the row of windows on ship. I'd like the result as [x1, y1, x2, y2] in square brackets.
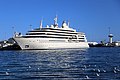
[26, 32, 84, 37]
[14, 31, 85, 39]
[26, 33, 84, 36]
[23, 35, 85, 39]
[31, 28, 76, 32]
[26, 39, 85, 43]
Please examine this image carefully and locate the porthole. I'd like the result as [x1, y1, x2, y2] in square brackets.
[25, 45, 29, 48]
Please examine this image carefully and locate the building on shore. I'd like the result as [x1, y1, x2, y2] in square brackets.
[88, 33, 120, 47]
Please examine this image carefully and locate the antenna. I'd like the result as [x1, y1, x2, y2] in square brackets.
[40, 20, 42, 29]
[68, 20, 70, 27]
[29, 24, 32, 30]
[54, 15, 58, 26]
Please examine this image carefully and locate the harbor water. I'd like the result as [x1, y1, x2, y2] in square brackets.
[0, 47, 120, 80]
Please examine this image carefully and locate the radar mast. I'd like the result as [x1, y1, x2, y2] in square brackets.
[40, 20, 42, 29]
[54, 15, 58, 27]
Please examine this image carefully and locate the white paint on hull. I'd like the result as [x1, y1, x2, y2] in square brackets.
[14, 38, 89, 50]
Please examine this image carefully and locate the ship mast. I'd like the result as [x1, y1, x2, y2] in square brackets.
[54, 15, 58, 27]
[68, 20, 70, 27]
[40, 20, 42, 29]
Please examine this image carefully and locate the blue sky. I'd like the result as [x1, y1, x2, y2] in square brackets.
[0, 0, 120, 42]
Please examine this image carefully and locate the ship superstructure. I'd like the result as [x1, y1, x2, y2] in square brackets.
[13, 16, 89, 50]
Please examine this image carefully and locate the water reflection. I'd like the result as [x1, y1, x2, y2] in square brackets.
[0, 48, 120, 79]
[0, 49, 89, 79]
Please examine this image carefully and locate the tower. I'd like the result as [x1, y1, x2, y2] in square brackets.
[108, 27, 113, 43]
[108, 34, 113, 43]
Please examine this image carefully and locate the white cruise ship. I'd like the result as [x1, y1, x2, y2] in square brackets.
[13, 16, 89, 50]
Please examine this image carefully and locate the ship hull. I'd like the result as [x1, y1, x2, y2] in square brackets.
[14, 37, 89, 50]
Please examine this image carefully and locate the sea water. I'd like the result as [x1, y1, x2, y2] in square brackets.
[0, 47, 120, 80]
